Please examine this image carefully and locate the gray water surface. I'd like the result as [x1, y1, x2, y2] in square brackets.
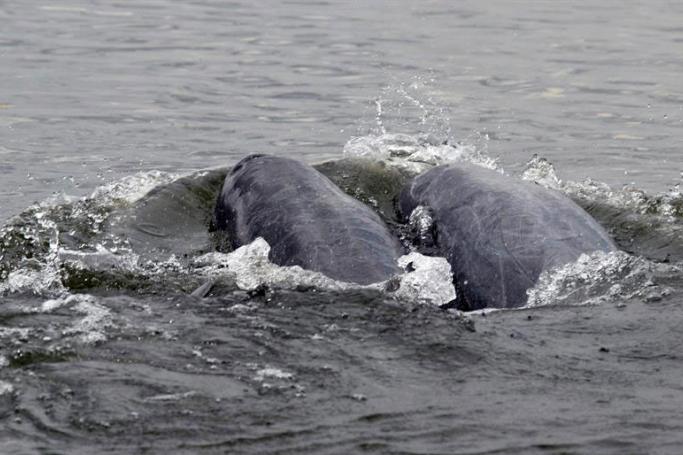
[2, 0, 682, 221]
[2, 2, 683, 454]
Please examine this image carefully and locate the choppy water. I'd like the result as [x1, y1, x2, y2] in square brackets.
[2, 1, 683, 454]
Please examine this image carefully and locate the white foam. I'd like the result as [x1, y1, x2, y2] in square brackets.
[393, 252, 456, 307]
[195, 238, 351, 292]
[58, 243, 142, 273]
[523, 155, 683, 220]
[196, 237, 458, 307]
[145, 391, 198, 402]
[0, 380, 13, 395]
[41, 294, 113, 344]
[254, 367, 294, 381]
[1, 268, 60, 295]
[1, 171, 172, 297]
[408, 205, 434, 241]
[89, 170, 178, 205]
[525, 250, 670, 308]
[0, 212, 65, 296]
[342, 133, 498, 175]
[521, 155, 563, 190]
[68, 298, 113, 344]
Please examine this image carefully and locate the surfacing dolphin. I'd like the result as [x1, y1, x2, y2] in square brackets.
[214, 154, 403, 285]
[399, 163, 617, 310]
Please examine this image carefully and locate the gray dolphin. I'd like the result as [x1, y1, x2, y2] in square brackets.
[214, 154, 403, 285]
[399, 163, 617, 310]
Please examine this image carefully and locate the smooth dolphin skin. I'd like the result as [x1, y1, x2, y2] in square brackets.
[214, 154, 403, 285]
[399, 164, 617, 310]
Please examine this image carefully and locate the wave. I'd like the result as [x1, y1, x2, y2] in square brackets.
[1, 128, 681, 315]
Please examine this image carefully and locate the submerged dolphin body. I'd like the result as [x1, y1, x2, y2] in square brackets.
[214, 154, 403, 285]
[399, 164, 617, 310]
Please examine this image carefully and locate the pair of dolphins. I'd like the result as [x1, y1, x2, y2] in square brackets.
[213, 154, 616, 310]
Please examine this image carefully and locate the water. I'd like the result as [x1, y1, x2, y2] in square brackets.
[2, 1, 683, 453]
[3, 0, 683, 221]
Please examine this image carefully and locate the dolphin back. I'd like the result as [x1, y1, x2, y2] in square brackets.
[214, 154, 402, 285]
[400, 164, 616, 309]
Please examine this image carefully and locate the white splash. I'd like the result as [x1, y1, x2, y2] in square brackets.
[343, 133, 498, 175]
[195, 238, 350, 292]
[40, 294, 114, 344]
[254, 367, 294, 381]
[525, 250, 671, 308]
[195, 238, 457, 307]
[58, 243, 142, 273]
[523, 155, 683, 220]
[89, 170, 178, 205]
[408, 205, 434, 242]
[0, 217, 64, 296]
[0, 327, 31, 339]
[1, 171, 178, 297]
[521, 155, 563, 190]
[1, 267, 60, 295]
[0, 380, 13, 395]
[393, 252, 456, 307]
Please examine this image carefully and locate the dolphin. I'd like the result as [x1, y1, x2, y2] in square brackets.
[214, 154, 403, 285]
[399, 163, 617, 310]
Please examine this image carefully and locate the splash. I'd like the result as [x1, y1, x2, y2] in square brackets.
[361, 76, 453, 142]
[254, 367, 295, 381]
[10, 293, 117, 345]
[523, 155, 683, 220]
[345, 78, 497, 175]
[58, 244, 142, 273]
[0, 381, 13, 395]
[88, 170, 178, 205]
[523, 151, 682, 303]
[194, 237, 457, 307]
[194, 238, 349, 292]
[393, 252, 456, 307]
[523, 155, 683, 262]
[521, 155, 563, 190]
[343, 133, 497, 175]
[408, 205, 435, 245]
[53, 294, 114, 344]
[526, 250, 674, 308]
[0, 170, 183, 297]
[0, 216, 64, 296]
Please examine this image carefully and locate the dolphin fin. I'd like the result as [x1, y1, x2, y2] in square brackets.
[191, 280, 215, 298]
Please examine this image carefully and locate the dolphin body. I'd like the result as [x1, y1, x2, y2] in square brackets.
[214, 154, 403, 285]
[399, 163, 617, 310]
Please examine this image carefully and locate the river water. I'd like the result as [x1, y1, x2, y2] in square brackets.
[1, 1, 683, 454]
